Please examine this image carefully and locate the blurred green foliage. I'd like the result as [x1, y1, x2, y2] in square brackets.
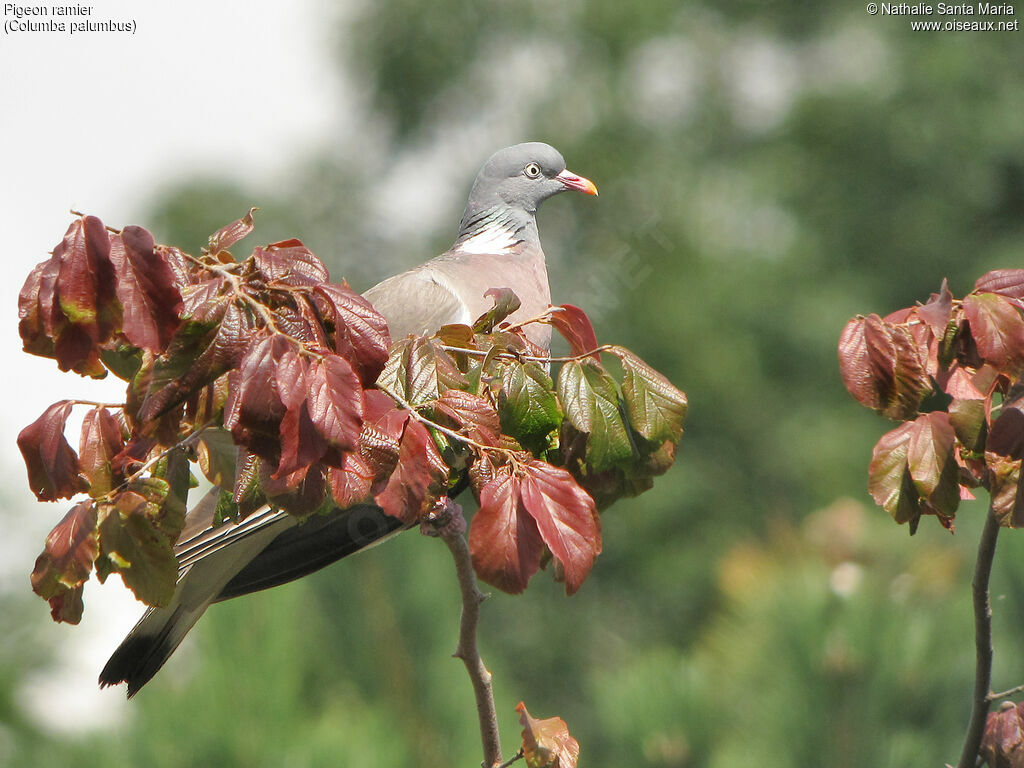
[6, 1, 1024, 766]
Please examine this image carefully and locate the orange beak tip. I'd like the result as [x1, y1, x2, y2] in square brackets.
[557, 169, 599, 197]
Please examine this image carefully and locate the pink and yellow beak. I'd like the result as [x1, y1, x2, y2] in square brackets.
[556, 168, 599, 196]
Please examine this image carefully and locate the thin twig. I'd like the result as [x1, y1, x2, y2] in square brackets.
[496, 749, 524, 768]
[438, 343, 617, 365]
[989, 683, 1024, 703]
[69, 209, 122, 234]
[101, 422, 212, 503]
[70, 399, 127, 410]
[499, 306, 564, 334]
[377, 384, 511, 457]
[429, 504, 503, 768]
[956, 505, 1001, 768]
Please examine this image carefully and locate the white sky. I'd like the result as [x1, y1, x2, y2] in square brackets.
[0, 0, 342, 732]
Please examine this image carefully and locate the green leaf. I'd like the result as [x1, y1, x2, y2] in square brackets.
[868, 421, 922, 528]
[197, 427, 239, 487]
[949, 398, 987, 453]
[472, 287, 521, 334]
[97, 496, 178, 607]
[614, 346, 687, 444]
[377, 336, 467, 405]
[500, 361, 562, 452]
[150, 448, 190, 541]
[558, 360, 634, 472]
[214, 488, 240, 526]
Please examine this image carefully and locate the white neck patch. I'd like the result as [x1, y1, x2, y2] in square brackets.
[454, 221, 521, 255]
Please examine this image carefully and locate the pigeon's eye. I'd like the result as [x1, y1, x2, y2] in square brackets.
[524, 162, 542, 179]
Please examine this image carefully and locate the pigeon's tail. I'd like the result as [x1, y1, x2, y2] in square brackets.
[99, 513, 290, 697]
[98, 600, 209, 698]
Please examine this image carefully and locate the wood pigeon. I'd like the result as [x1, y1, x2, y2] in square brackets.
[98, 142, 598, 697]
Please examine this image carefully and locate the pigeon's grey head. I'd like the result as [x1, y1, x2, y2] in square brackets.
[456, 142, 597, 247]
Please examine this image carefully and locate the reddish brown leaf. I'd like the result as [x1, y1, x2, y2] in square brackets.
[55, 216, 117, 332]
[18, 400, 88, 501]
[981, 701, 1024, 768]
[293, 294, 331, 350]
[550, 303, 600, 361]
[517, 702, 580, 768]
[838, 314, 929, 420]
[987, 453, 1024, 528]
[30, 501, 99, 624]
[79, 407, 125, 497]
[45, 586, 86, 624]
[52, 216, 119, 376]
[519, 459, 601, 595]
[207, 207, 257, 253]
[306, 354, 363, 452]
[277, 402, 329, 478]
[358, 390, 406, 485]
[274, 343, 308, 411]
[839, 316, 882, 411]
[108, 226, 183, 352]
[964, 291, 1024, 372]
[253, 239, 330, 286]
[155, 245, 195, 287]
[976, 269, 1024, 300]
[374, 416, 448, 523]
[941, 363, 988, 401]
[314, 283, 391, 384]
[469, 469, 546, 594]
[905, 411, 960, 520]
[869, 414, 961, 530]
[180, 277, 229, 322]
[54, 324, 106, 378]
[18, 253, 63, 358]
[328, 452, 374, 507]
[223, 333, 289, 460]
[917, 279, 954, 336]
[272, 303, 325, 347]
[989, 392, 1024, 460]
[136, 301, 259, 423]
[432, 389, 501, 446]
[259, 461, 328, 518]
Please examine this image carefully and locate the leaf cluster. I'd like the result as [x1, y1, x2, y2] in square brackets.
[839, 272, 1024, 532]
[18, 212, 687, 623]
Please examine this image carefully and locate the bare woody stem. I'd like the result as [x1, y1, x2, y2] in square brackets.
[496, 749, 524, 768]
[989, 683, 1024, 703]
[432, 512, 503, 768]
[956, 504, 1001, 768]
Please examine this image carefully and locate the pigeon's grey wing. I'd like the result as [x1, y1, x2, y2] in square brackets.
[215, 504, 406, 601]
[363, 267, 471, 338]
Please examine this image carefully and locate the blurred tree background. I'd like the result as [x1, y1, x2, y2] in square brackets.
[5, 1, 1024, 766]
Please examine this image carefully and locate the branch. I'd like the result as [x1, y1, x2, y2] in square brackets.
[496, 749, 524, 768]
[425, 501, 504, 768]
[989, 683, 1024, 703]
[956, 505, 1001, 768]
[439, 343, 616, 365]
